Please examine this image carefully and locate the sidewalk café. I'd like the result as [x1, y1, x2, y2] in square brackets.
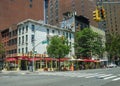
[3, 56, 71, 71]
[3, 55, 101, 71]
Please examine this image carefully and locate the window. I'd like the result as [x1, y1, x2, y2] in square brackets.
[31, 35, 34, 42]
[22, 48, 24, 53]
[30, 0, 32, 2]
[52, 30, 55, 34]
[22, 36, 24, 44]
[22, 27, 24, 34]
[29, 4, 32, 8]
[66, 32, 68, 38]
[26, 35, 28, 42]
[26, 25, 28, 33]
[9, 32, 11, 37]
[47, 29, 49, 34]
[18, 49, 20, 53]
[19, 37, 21, 45]
[26, 47, 28, 53]
[69, 33, 71, 40]
[19, 28, 21, 34]
[31, 25, 35, 32]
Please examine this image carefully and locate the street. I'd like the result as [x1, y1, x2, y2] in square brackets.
[0, 67, 120, 86]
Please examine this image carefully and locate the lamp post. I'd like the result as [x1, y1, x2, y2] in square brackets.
[32, 40, 48, 72]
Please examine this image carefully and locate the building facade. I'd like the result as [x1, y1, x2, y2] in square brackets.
[46, 0, 97, 27]
[1, 19, 75, 58]
[0, 0, 44, 30]
[1, 25, 17, 57]
[102, 0, 120, 35]
[17, 19, 75, 57]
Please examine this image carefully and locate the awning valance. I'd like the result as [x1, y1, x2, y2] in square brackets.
[5, 57, 17, 62]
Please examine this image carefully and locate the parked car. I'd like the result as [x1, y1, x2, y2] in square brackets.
[107, 63, 117, 68]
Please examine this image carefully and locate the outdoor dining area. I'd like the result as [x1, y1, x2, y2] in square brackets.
[3, 55, 101, 71]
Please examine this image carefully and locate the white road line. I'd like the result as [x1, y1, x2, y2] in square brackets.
[112, 77, 120, 81]
[77, 74, 95, 78]
[104, 76, 117, 80]
[85, 74, 105, 78]
[98, 74, 113, 78]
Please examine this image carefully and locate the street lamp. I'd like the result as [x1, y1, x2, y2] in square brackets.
[32, 40, 48, 72]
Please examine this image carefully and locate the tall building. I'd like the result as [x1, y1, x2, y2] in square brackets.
[0, 0, 44, 30]
[46, 0, 98, 27]
[102, 0, 120, 35]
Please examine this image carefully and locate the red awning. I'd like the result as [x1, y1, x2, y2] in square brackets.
[57, 58, 70, 62]
[44, 57, 56, 61]
[29, 57, 43, 61]
[83, 59, 96, 62]
[5, 57, 17, 62]
[16, 56, 29, 60]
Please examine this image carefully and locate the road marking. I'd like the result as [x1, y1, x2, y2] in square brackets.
[98, 74, 113, 78]
[77, 74, 95, 78]
[85, 74, 105, 78]
[112, 77, 120, 81]
[104, 76, 117, 80]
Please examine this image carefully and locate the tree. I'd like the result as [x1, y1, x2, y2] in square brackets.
[106, 33, 120, 63]
[47, 35, 71, 70]
[75, 28, 105, 58]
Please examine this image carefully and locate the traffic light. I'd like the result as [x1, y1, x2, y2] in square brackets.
[93, 9, 101, 22]
[100, 7, 106, 20]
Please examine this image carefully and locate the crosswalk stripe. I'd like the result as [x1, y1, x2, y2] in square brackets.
[98, 74, 113, 78]
[112, 77, 120, 81]
[85, 74, 105, 78]
[104, 76, 117, 80]
[38, 72, 120, 81]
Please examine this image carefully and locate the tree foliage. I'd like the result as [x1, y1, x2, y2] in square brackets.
[106, 33, 120, 57]
[47, 35, 71, 58]
[75, 28, 105, 58]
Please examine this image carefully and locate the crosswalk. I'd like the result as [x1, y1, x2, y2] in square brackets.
[38, 72, 120, 81]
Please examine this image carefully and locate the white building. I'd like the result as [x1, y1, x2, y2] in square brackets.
[17, 19, 75, 57]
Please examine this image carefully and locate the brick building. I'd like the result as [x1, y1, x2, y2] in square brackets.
[0, 0, 44, 30]
[46, 0, 98, 27]
[102, 0, 120, 35]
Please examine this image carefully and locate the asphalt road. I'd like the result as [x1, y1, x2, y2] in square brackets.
[0, 67, 120, 86]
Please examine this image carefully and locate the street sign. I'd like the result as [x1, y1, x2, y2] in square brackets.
[42, 40, 48, 44]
